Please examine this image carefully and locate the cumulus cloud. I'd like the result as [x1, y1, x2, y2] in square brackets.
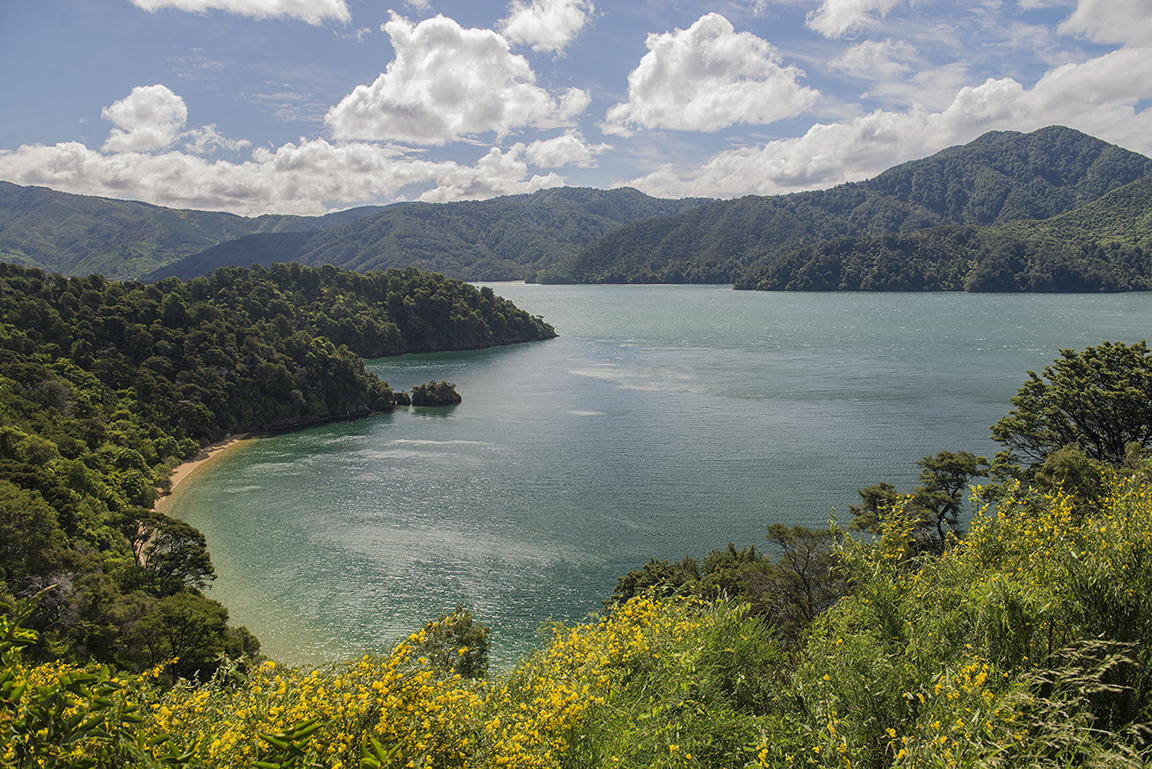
[325, 13, 590, 144]
[806, 0, 906, 39]
[621, 46, 1152, 198]
[102, 85, 189, 153]
[0, 138, 566, 215]
[829, 38, 918, 79]
[500, 0, 594, 53]
[1058, 0, 1152, 46]
[418, 147, 565, 201]
[127, 0, 351, 25]
[602, 13, 819, 136]
[525, 131, 610, 167]
[182, 125, 253, 154]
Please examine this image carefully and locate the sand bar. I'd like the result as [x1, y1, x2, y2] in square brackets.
[156, 433, 252, 508]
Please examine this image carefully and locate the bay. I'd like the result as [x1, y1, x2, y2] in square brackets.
[168, 285, 1152, 667]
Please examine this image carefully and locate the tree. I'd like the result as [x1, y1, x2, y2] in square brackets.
[847, 481, 900, 534]
[992, 341, 1152, 476]
[848, 451, 988, 552]
[913, 450, 989, 547]
[764, 524, 845, 641]
[130, 511, 216, 594]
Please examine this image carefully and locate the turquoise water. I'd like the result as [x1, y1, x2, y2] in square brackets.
[168, 285, 1152, 666]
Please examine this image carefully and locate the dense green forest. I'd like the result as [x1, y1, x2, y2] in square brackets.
[733, 176, 1152, 291]
[551, 126, 1152, 288]
[0, 181, 384, 280]
[4, 340, 1152, 767]
[0, 261, 553, 679]
[145, 186, 709, 283]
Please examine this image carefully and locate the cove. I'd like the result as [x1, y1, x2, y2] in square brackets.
[165, 285, 1152, 667]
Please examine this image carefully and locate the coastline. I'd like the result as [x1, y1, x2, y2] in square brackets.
[156, 433, 253, 509]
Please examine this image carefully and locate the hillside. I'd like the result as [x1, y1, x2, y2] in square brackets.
[0, 181, 384, 280]
[146, 186, 710, 283]
[733, 174, 1152, 292]
[552, 126, 1152, 285]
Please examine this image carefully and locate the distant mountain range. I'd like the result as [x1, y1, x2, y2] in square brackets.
[2, 125, 1151, 292]
[0, 181, 386, 280]
[145, 186, 708, 282]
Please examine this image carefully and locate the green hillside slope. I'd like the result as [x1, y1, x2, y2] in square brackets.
[146, 186, 710, 282]
[555, 126, 1152, 285]
[733, 174, 1152, 292]
[0, 182, 383, 280]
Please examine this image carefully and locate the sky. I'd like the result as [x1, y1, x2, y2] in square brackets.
[0, 0, 1150, 216]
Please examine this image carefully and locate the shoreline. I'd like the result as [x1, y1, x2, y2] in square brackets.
[156, 433, 253, 509]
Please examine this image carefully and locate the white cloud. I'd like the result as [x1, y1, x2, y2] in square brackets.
[182, 125, 253, 154]
[1058, 0, 1152, 46]
[621, 46, 1152, 198]
[525, 131, 610, 167]
[418, 147, 565, 201]
[127, 0, 350, 25]
[325, 13, 590, 145]
[0, 138, 569, 215]
[829, 38, 918, 79]
[602, 13, 820, 136]
[500, 0, 595, 53]
[806, 0, 906, 39]
[102, 85, 189, 153]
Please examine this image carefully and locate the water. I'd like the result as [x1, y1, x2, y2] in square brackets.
[168, 285, 1152, 667]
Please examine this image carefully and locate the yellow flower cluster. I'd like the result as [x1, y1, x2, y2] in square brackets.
[145, 629, 484, 768]
[476, 596, 705, 768]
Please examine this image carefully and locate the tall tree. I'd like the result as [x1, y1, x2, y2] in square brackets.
[991, 341, 1152, 476]
[914, 450, 990, 547]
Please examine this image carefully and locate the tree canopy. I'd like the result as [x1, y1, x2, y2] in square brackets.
[991, 341, 1152, 476]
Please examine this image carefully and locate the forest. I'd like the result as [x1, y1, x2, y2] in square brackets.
[0, 261, 554, 684]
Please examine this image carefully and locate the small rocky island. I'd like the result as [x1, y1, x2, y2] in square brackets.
[410, 380, 463, 406]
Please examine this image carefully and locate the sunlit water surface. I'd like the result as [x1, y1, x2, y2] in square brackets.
[167, 285, 1152, 666]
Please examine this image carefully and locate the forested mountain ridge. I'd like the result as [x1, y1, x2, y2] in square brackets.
[551, 126, 1152, 285]
[733, 173, 1152, 291]
[145, 186, 710, 283]
[0, 261, 553, 674]
[0, 181, 385, 280]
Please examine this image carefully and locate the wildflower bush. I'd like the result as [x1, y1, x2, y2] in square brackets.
[6, 473, 1152, 768]
[789, 473, 1152, 768]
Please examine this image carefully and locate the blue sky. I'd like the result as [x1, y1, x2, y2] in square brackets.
[0, 0, 1149, 215]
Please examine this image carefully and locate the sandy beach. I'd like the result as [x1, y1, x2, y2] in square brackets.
[156, 433, 253, 508]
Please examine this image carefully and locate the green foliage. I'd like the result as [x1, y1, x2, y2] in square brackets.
[409, 607, 490, 679]
[850, 451, 989, 552]
[409, 380, 462, 407]
[8, 470, 1152, 767]
[992, 340, 1152, 479]
[0, 590, 167, 768]
[609, 529, 846, 646]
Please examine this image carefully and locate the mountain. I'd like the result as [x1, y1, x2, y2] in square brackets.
[0, 181, 385, 280]
[551, 126, 1152, 285]
[145, 186, 710, 283]
[728, 174, 1152, 293]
